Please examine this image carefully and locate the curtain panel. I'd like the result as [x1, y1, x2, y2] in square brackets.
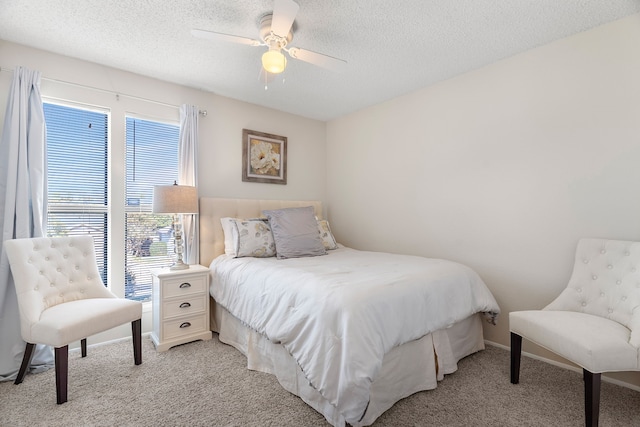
[178, 104, 199, 265]
[0, 66, 54, 380]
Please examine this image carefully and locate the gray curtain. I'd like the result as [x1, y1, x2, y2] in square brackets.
[0, 66, 54, 381]
[179, 104, 199, 265]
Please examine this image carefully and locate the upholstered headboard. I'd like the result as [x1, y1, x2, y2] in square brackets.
[199, 197, 323, 267]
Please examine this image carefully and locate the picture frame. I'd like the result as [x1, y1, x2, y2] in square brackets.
[242, 128, 287, 185]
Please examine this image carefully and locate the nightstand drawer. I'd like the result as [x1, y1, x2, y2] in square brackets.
[162, 314, 208, 340]
[163, 294, 207, 319]
[162, 275, 206, 298]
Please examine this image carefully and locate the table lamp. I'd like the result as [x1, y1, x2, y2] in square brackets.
[152, 182, 198, 270]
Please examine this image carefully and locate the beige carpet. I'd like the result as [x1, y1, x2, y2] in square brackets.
[1, 334, 639, 426]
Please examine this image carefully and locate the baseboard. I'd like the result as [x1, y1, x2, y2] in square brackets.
[69, 332, 152, 353]
[484, 340, 640, 392]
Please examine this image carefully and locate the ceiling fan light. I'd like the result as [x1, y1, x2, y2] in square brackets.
[262, 48, 287, 74]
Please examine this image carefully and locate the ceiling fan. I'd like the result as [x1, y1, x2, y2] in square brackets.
[191, 0, 347, 76]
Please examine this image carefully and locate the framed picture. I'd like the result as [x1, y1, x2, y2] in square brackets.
[242, 129, 287, 185]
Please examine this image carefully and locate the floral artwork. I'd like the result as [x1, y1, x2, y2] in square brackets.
[242, 129, 287, 184]
[250, 140, 280, 176]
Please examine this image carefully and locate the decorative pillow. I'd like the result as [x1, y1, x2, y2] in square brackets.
[317, 219, 338, 250]
[263, 206, 327, 259]
[220, 217, 276, 258]
[220, 217, 237, 255]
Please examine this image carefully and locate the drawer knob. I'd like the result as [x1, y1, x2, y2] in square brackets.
[179, 322, 191, 329]
[179, 282, 191, 289]
[179, 302, 191, 308]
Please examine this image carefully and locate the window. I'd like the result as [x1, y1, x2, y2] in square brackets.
[44, 102, 109, 284]
[125, 117, 179, 301]
[44, 102, 180, 301]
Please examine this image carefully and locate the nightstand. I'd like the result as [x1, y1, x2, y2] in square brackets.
[150, 264, 212, 351]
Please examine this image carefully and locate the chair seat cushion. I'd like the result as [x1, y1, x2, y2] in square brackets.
[28, 298, 142, 347]
[510, 310, 639, 373]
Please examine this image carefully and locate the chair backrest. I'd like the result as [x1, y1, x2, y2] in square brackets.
[545, 238, 640, 345]
[4, 235, 115, 332]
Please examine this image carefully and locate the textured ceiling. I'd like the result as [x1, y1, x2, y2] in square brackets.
[1, 0, 639, 121]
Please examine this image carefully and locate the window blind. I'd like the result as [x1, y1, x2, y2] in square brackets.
[125, 117, 179, 301]
[44, 102, 109, 284]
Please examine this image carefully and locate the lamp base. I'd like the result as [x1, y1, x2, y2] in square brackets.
[170, 261, 190, 271]
[169, 213, 189, 271]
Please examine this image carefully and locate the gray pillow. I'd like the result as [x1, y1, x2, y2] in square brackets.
[263, 206, 327, 259]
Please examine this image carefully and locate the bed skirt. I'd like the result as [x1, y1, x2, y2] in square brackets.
[209, 300, 485, 427]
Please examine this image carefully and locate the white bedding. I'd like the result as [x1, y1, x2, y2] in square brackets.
[209, 246, 500, 425]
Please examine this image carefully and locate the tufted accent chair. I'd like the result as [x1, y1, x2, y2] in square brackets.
[510, 238, 640, 427]
[4, 235, 142, 404]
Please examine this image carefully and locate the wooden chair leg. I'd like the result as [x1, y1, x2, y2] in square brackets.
[132, 319, 142, 365]
[81, 338, 87, 357]
[14, 343, 36, 385]
[584, 369, 601, 427]
[510, 332, 522, 384]
[55, 345, 69, 404]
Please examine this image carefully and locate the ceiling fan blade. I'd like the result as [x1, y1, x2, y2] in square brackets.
[271, 0, 299, 37]
[288, 47, 347, 72]
[191, 29, 261, 46]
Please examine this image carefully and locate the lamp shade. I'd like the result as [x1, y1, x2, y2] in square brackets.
[152, 184, 198, 214]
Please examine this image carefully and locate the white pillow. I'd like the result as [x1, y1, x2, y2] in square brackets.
[220, 217, 237, 255]
[317, 219, 338, 250]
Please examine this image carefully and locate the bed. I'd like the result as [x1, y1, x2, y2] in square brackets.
[199, 197, 500, 426]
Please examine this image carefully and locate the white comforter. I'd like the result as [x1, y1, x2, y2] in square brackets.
[209, 246, 500, 424]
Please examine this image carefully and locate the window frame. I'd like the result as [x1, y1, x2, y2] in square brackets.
[124, 114, 180, 301]
[43, 99, 111, 285]
[41, 90, 181, 302]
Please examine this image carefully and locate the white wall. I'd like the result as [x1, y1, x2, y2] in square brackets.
[0, 40, 326, 343]
[199, 94, 326, 201]
[327, 14, 640, 385]
[0, 40, 327, 203]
